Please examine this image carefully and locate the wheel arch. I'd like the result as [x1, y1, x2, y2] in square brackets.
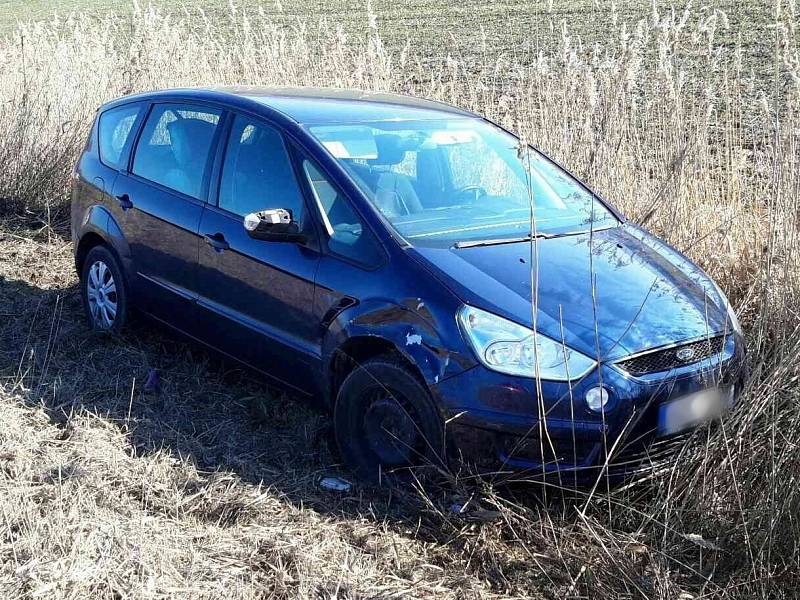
[327, 335, 428, 409]
[322, 299, 471, 409]
[74, 205, 132, 283]
[75, 231, 108, 273]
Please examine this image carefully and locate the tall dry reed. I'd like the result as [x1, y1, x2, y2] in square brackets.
[0, 2, 798, 597]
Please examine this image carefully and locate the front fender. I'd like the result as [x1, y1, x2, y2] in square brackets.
[322, 298, 475, 396]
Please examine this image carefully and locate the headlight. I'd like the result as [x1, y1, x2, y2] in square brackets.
[457, 305, 596, 380]
[709, 280, 743, 337]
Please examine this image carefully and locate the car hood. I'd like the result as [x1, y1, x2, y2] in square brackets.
[407, 223, 727, 361]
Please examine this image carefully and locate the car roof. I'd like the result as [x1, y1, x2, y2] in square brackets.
[100, 86, 480, 125]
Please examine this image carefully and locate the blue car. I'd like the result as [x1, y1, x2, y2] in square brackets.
[71, 87, 746, 482]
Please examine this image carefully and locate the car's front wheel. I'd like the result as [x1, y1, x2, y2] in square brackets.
[81, 245, 127, 333]
[334, 356, 446, 483]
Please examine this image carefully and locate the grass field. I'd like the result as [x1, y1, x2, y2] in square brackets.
[0, 0, 781, 68]
[0, 0, 799, 598]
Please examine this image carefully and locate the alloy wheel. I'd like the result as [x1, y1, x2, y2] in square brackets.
[86, 260, 118, 329]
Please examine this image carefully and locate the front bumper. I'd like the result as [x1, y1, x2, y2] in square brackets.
[431, 333, 747, 481]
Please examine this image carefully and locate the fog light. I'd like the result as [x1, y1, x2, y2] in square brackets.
[585, 386, 610, 412]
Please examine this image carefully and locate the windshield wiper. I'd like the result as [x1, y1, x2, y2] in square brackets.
[453, 226, 616, 249]
[454, 235, 535, 249]
[453, 231, 573, 249]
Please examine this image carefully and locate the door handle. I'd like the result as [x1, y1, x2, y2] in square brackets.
[204, 233, 230, 252]
[115, 193, 133, 211]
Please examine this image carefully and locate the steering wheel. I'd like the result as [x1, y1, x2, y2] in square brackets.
[453, 185, 488, 204]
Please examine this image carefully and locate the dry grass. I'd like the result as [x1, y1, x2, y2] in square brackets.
[0, 2, 799, 598]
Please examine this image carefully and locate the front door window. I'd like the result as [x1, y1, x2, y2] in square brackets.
[218, 116, 306, 223]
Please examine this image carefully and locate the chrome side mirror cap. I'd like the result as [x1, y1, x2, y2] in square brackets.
[243, 208, 306, 243]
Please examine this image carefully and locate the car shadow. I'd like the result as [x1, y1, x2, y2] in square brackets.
[0, 269, 509, 538]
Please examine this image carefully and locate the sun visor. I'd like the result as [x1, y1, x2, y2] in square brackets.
[314, 126, 378, 159]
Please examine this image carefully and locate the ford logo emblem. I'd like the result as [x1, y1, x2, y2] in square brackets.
[676, 347, 696, 362]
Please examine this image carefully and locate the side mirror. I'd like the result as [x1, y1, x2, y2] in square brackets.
[243, 208, 306, 243]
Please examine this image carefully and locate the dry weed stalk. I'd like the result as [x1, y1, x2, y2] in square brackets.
[0, 2, 798, 598]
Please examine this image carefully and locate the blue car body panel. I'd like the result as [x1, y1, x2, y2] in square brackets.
[408, 223, 727, 360]
[71, 87, 747, 477]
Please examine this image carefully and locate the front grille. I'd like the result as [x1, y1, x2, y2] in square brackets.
[616, 336, 726, 376]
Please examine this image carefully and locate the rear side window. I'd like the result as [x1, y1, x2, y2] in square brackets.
[132, 103, 221, 199]
[98, 104, 141, 170]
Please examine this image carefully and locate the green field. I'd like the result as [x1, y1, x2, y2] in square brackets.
[0, 0, 778, 69]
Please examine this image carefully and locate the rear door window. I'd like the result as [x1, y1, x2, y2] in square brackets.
[98, 104, 142, 170]
[132, 104, 221, 199]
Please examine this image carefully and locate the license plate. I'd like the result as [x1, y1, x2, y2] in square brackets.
[657, 386, 734, 436]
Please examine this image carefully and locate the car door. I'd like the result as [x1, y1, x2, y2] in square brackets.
[194, 114, 321, 394]
[110, 102, 223, 333]
[298, 154, 387, 347]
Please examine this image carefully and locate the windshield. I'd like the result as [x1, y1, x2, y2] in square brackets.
[308, 118, 618, 248]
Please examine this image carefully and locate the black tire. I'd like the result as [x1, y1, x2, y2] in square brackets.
[80, 245, 128, 334]
[334, 356, 446, 483]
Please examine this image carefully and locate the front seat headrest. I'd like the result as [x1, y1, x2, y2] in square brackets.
[167, 118, 216, 167]
[369, 134, 408, 166]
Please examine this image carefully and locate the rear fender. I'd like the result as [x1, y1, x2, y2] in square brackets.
[76, 205, 133, 283]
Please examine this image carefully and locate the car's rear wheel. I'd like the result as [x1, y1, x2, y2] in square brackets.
[334, 356, 446, 483]
[81, 245, 127, 333]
